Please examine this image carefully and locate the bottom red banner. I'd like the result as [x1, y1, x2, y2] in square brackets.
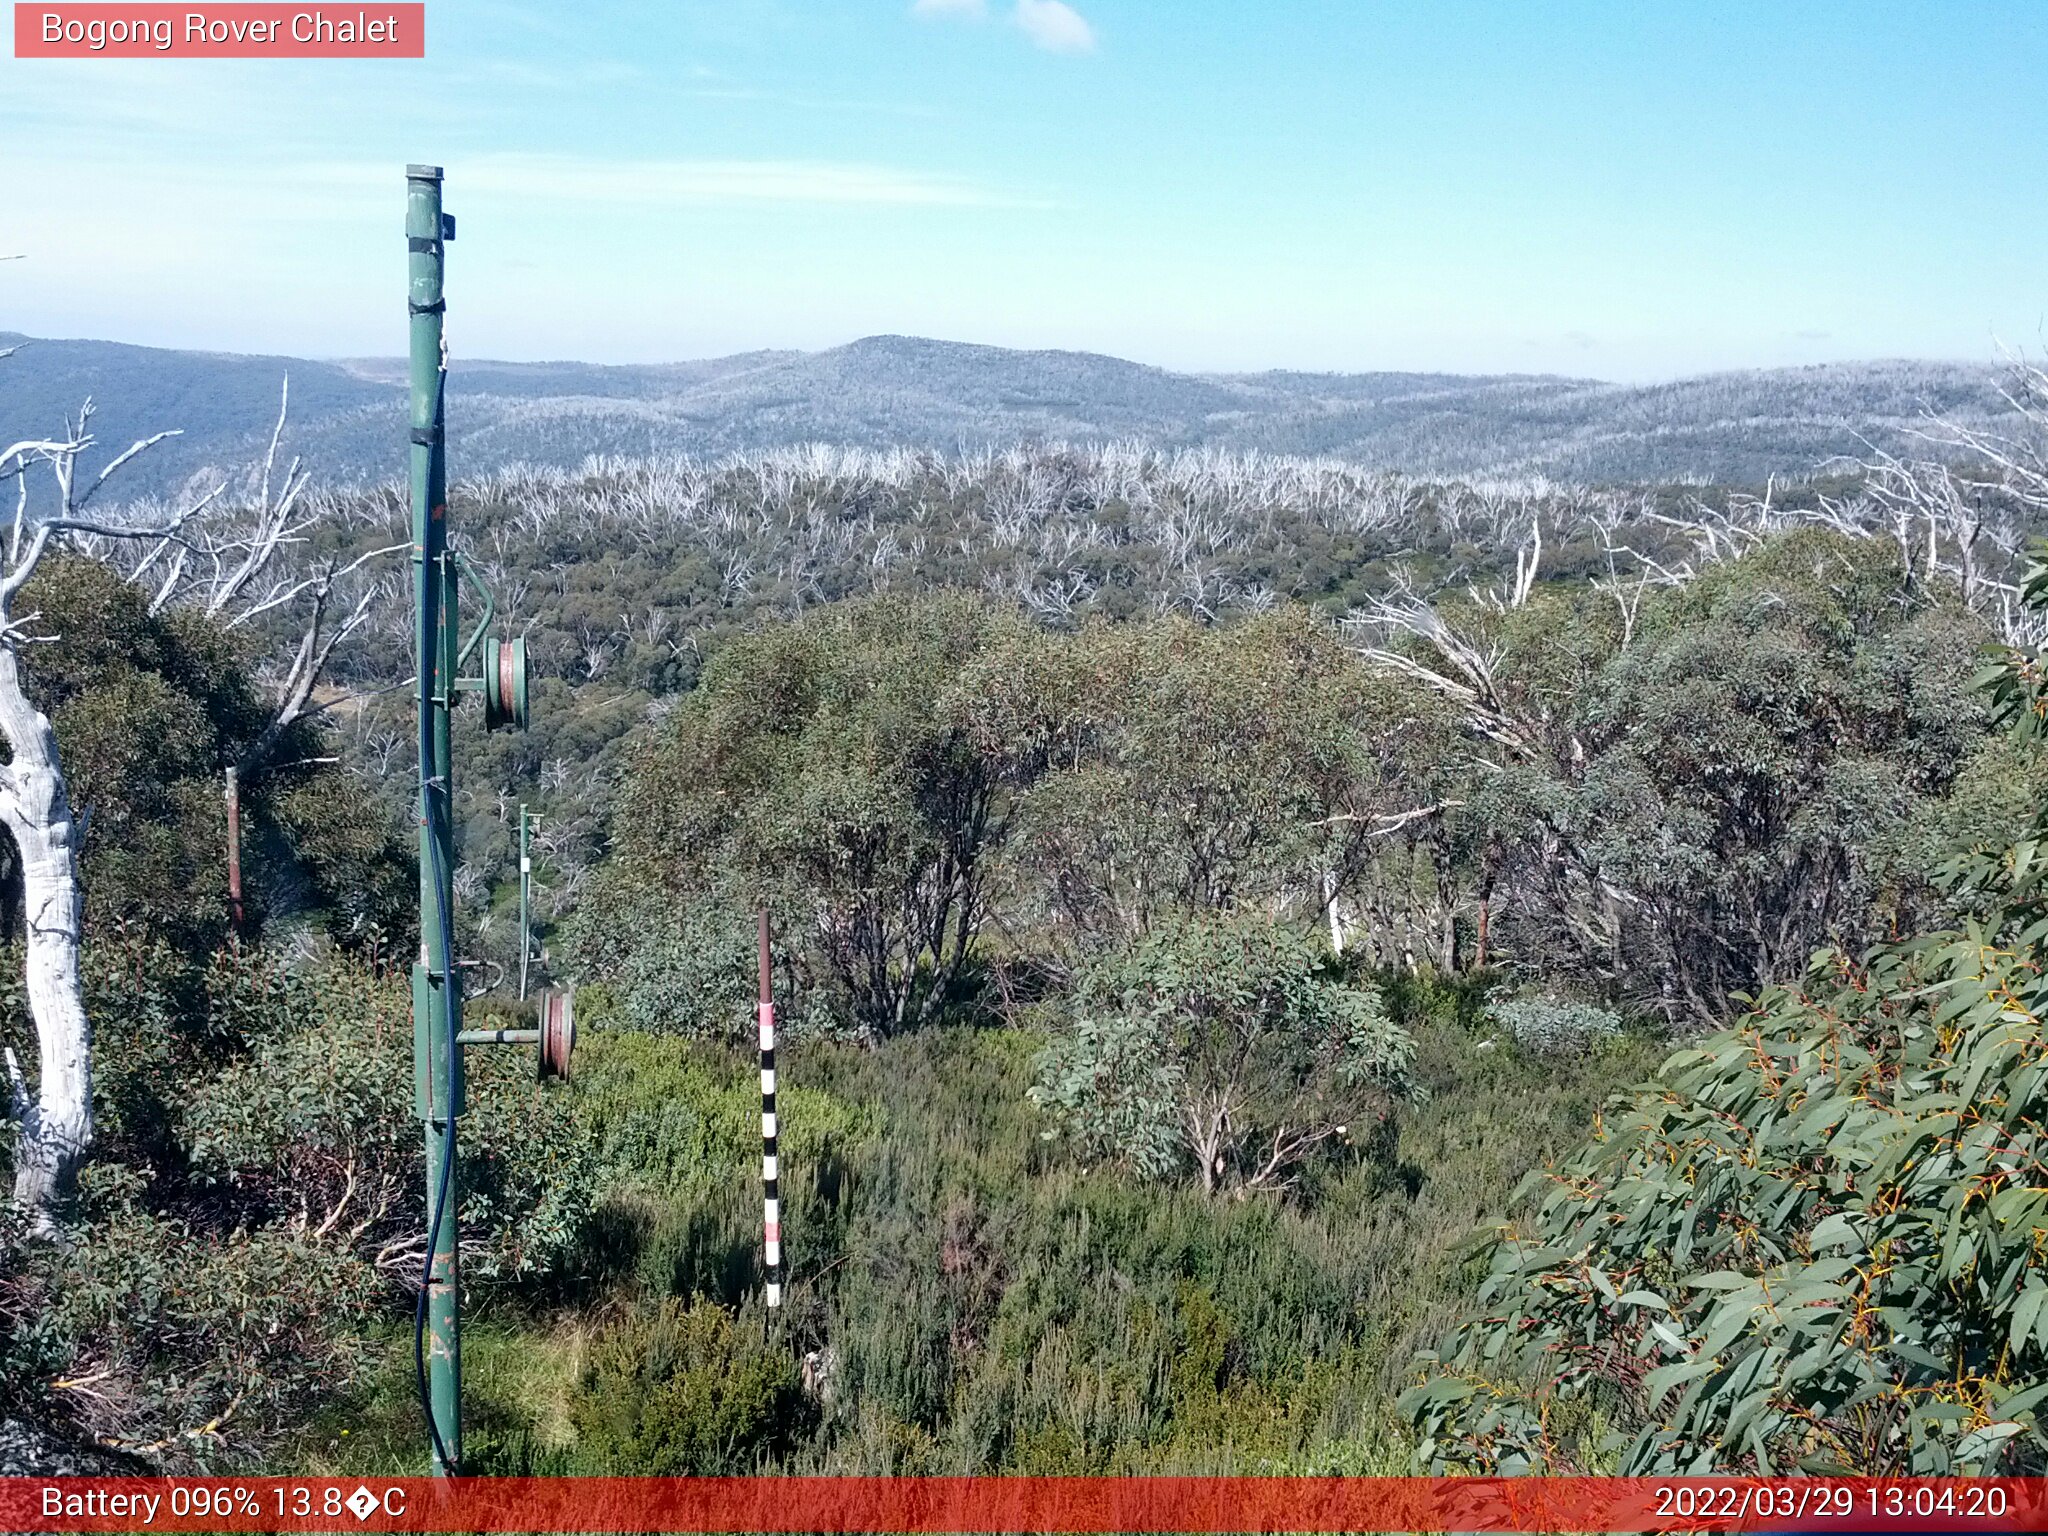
[3, 1475, 2046, 1534]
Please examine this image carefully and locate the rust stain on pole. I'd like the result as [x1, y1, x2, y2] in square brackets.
[225, 765, 243, 932]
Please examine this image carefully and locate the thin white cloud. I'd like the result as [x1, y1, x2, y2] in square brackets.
[443, 57, 648, 91]
[911, 0, 986, 16]
[350, 153, 1037, 210]
[1014, 0, 1094, 53]
[11, 150, 1042, 233]
[678, 83, 947, 119]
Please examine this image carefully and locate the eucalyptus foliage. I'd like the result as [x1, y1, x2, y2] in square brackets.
[988, 609, 1457, 956]
[1, 946, 600, 1465]
[180, 960, 600, 1285]
[1030, 910, 1412, 1194]
[1470, 534, 1991, 1024]
[1487, 996, 1623, 1057]
[601, 592, 1044, 1039]
[565, 877, 842, 1044]
[1403, 559, 2048, 1475]
[7, 1197, 376, 1468]
[15, 555, 409, 951]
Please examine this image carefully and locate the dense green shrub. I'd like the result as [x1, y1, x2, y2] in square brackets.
[566, 1299, 812, 1473]
[3, 503, 2015, 1480]
[981, 608, 1458, 957]
[180, 958, 602, 1284]
[1, 946, 600, 1465]
[589, 558, 1996, 1050]
[1405, 938, 2048, 1474]
[1486, 995, 1623, 1056]
[1403, 560, 2048, 1475]
[795, 1027, 1395, 1471]
[1031, 910, 1412, 1194]
[1473, 534, 1992, 1023]
[562, 1032, 878, 1305]
[574, 1032, 880, 1203]
[576, 881, 759, 1040]
[782, 1018, 1647, 1475]
[0, 933, 300, 1176]
[308, 1006, 1667, 1477]
[5, 1197, 377, 1467]
[587, 597, 1476, 1042]
[564, 877, 839, 1043]
[11, 555, 409, 952]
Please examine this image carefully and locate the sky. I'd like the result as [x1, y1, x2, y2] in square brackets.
[2, 0, 2046, 379]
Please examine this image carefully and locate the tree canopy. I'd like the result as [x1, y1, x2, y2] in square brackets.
[5, 555, 408, 953]
[1402, 555, 2048, 1476]
[1030, 909, 1414, 1195]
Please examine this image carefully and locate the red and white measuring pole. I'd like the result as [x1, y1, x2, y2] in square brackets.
[758, 909, 782, 1309]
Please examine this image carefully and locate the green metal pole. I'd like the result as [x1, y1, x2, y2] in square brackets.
[407, 162, 462, 1477]
[518, 805, 531, 1001]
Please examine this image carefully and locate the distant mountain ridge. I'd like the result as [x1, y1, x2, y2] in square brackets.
[0, 330, 2009, 496]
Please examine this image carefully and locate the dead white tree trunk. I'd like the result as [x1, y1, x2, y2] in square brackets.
[0, 631, 90, 1223]
[0, 396, 197, 1229]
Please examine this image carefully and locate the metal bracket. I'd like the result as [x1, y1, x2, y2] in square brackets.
[453, 551, 496, 671]
[411, 963, 465, 1120]
[448, 989, 573, 1080]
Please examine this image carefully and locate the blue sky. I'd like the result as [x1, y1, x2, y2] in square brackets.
[2, 0, 2045, 378]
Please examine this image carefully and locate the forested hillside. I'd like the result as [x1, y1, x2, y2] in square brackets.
[0, 330, 2010, 496]
[4, 365, 2048, 1477]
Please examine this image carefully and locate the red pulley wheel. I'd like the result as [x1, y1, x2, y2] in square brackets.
[538, 987, 575, 1080]
[483, 636, 530, 732]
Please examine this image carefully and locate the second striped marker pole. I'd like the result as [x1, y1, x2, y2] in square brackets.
[758, 909, 781, 1309]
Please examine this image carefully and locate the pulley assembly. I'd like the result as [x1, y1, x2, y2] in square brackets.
[451, 988, 575, 1082]
[537, 987, 575, 1080]
[452, 559, 528, 733]
[481, 635, 529, 731]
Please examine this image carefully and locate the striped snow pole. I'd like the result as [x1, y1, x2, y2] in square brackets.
[758, 909, 781, 1309]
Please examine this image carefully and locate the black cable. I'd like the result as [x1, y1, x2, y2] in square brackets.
[413, 801, 459, 1474]
[412, 364, 459, 1477]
